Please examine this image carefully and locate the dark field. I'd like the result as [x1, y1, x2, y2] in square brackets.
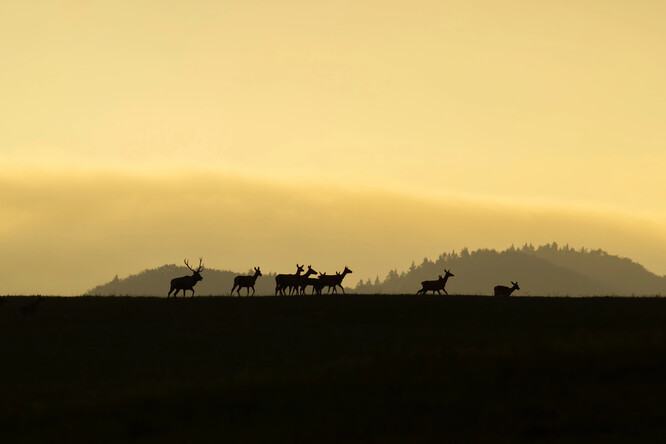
[3, 295, 666, 443]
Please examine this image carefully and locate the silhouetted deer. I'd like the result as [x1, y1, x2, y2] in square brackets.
[21, 296, 42, 316]
[416, 269, 454, 295]
[168, 258, 204, 298]
[494, 281, 520, 297]
[302, 272, 326, 295]
[231, 267, 262, 297]
[291, 265, 318, 295]
[310, 272, 327, 295]
[275, 264, 305, 296]
[315, 266, 352, 295]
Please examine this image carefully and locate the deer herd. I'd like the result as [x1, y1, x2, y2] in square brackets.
[167, 258, 520, 298]
[8, 259, 519, 317]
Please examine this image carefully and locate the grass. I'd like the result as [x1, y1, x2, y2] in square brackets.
[2, 294, 666, 442]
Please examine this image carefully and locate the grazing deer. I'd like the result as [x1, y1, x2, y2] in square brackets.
[494, 281, 520, 297]
[291, 265, 318, 295]
[416, 269, 455, 295]
[168, 258, 204, 298]
[231, 267, 262, 297]
[315, 266, 353, 295]
[21, 296, 42, 316]
[275, 264, 305, 296]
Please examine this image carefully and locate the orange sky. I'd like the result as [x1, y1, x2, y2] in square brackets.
[1, 1, 665, 294]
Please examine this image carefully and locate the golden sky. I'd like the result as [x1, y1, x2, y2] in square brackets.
[1, 1, 665, 294]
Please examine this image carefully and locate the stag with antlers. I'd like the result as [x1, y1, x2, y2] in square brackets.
[168, 258, 204, 298]
[231, 267, 262, 297]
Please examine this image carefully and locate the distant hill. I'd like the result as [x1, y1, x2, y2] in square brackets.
[86, 265, 278, 296]
[354, 243, 666, 296]
[86, 244, 666, 296]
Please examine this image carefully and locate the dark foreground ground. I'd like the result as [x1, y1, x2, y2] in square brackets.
[2, 295, 666, 443]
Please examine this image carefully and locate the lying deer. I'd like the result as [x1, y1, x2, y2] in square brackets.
[494, 281, 520, 297]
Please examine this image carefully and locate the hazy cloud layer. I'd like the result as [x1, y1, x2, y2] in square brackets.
[1, 171, 665, 295]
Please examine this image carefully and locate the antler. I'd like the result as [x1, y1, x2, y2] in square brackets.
[184, 257, 204, 272]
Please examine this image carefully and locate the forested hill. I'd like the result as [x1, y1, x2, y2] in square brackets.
[354, 244, 666, 296]
[86, 265, 278, 296]
[86, 244, 666, 296]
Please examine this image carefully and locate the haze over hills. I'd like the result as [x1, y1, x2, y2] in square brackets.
[357, 243, 666, 296]
[86, 265, 279, 297]
[85, 244, 666, 297]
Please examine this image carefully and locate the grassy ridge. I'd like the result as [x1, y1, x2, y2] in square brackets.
[2, 295, 666, 442]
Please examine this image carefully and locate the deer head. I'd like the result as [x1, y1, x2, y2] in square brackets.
[254, 267, 262, 277]
[444, 269, 454, 278]
[512, 281, 520, 290]
[184, 257, 204, 282]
